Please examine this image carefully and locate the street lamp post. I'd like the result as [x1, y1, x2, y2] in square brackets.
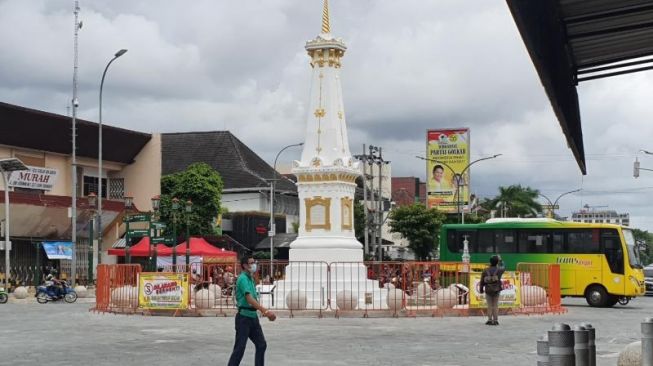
[124, 195, 134, 264]
[185, 200, 192, 269]
[269, 142, 303, 280]
[150, 195, 161, 272]
[539, 189, 581, 218]
[0, 158, 28, 290]
[171, 197, 179, 271]
[98, 49, 127, 278]
[87, 192, 96, 284]
[417, 154, 502, 223]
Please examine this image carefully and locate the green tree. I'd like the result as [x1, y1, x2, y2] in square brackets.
[485, 185, 542, 218]
[632, 228, 653, 265]
[354, 201, 366, 243]
[159, 163, 224, 237]
[388, 204, 445, 260]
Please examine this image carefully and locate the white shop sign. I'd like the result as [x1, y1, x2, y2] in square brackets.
[8, 166, 59, 191]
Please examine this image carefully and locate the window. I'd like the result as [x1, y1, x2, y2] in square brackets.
[518, 230, 549, 253]
[552, 232, 565, 252]
[477, 230, 494, 253]
[446, 230, 476, 254]
[602, 229, 624, 274]
[567, 229, 600, 253]
[83, 176, 107, 198]
[494, 230, 517, 253]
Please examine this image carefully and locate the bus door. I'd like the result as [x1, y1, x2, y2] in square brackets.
[601, 229, 625, 294]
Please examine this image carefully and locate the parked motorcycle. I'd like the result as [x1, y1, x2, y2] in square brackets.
[0, 286, 7, 304]
[35, 282, 77, 304]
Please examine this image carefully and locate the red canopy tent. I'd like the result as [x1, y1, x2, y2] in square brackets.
[175, 237, 237, 258]
[108, 237, 173, 256]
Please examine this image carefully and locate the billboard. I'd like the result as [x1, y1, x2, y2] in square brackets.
[138, 273, 190, 310]
[426, 128, 470, 212]
[8, 166, 59, 191]
[42, 241, 73, 260]
[469, 271, 521, 309]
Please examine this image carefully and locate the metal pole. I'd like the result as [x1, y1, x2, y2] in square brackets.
[125, 220, 131, 264]
[362, 144, 368, 255]
[573, 325, 589, 366]
[88, 217, 93, 284]
[172, 212, 177, 271]
[368, 158, 376, 258]
[377, 149, 383, 262]
[536, 334, 550, 366]
[2, 172, 9, 290]
[580, 323, 595, 366]
[548, 323, 575, 366]
[185, 215, 190, 269]
[269, 180, 274, 278]
[71, 0, 81, 287]
[643, 317, 653, 366]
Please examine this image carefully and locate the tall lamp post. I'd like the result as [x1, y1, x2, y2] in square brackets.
[150, 195, 161, 272]
[171, 197, 179, 270]
[269, 142, 303, 280]
[124, 195, 134, 264]
[185, 200, 192, 269]
[98, 49, 127, 278]
[539, 189, 581, 218]
[87, 192, 97, 284]
[0, 158, 28, 290]
[417, 154, 502, 223]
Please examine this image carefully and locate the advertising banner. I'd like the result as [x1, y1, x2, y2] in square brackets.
[138, 273, 190, 310]
[426, 128, 470, 212]
[8, 166, 58, 191]
[469, 271, 521, 308]
[42, 242, 73, 260]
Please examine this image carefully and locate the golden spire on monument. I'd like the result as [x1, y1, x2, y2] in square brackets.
[322, 0, 330, 34]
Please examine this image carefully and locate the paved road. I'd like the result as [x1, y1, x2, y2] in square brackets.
[1, 297, 652, 365]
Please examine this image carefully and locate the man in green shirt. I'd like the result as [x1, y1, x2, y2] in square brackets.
[228, 255, 276, 366]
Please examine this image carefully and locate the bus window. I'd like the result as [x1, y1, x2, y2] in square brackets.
[568, 230, 599, 253]
[518, 230, 549, 253]
[495, 230, 517, 253]
[552, 232, 564, 253]
[602, 229, 624, 275]
[478, 230, 494, 253]
[449, 230, 476, 254]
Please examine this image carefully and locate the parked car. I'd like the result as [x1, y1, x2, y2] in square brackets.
[645, 265, 653, 296]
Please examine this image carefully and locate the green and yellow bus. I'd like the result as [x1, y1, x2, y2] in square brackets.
[440, 218, 646, 307]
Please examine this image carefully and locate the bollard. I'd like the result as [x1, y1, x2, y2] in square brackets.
[537, 334, 550, 366]
[580, 323, 595, 366]
[548, 323, 575, 366]
[643, 317, 653, 366]
[573, 325, 589, 366]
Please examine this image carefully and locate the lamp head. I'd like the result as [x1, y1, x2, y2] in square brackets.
[87, 192, 97, 209]
[124, 195, 134, 209]
[115, 49, 128, 57]
[151, 195, 161, 211]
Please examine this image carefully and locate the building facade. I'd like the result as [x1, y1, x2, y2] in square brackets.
[570, 207, 630, 226]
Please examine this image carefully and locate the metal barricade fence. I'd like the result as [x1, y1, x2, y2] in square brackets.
[515, 263, 564, 314]
[188, 262, 238, 315]
[92, 264, 141, 313]
[92, 261, 565, 317]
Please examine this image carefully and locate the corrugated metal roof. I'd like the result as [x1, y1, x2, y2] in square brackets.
[561, 0, 653, 69]
[506, 0, 653, 174]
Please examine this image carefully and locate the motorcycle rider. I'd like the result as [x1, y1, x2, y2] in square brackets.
[45, 270, 63, 299]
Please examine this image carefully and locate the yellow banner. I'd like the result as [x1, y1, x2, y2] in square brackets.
[469, 271, 521, 308]
[138, 273, 190, 310]
[426, 129, 470, 212]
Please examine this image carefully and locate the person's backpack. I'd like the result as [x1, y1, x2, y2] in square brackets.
[484, 268, 502, 294]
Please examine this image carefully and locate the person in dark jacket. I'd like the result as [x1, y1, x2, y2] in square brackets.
[479, 255, 505, 325]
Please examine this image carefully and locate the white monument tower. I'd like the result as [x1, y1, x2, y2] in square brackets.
[273, 1, 384, 310]
[289, 0, 363, 264]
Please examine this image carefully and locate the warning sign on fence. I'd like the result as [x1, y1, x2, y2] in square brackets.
[138, 273, 190, 310]
[469, 271, 521, 309]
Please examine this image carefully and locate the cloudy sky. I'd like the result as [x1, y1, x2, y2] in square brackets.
[1, 1, 652, 229]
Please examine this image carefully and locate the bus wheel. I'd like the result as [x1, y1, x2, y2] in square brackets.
[585, 285, 608, 307]
[606, 295, 619, 307]
[618, 297, 630, 306]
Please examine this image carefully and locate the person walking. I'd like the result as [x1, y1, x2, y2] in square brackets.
[228, 255, 276, 366]
[479, 255, 505, 325]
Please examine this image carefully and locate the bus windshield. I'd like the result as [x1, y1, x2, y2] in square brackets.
[623, 229, 643, 269]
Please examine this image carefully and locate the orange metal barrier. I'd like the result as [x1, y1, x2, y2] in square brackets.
[515, 263, 565, 315]
[91, 261, 565, 317]
[92, 264, 141, 313]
